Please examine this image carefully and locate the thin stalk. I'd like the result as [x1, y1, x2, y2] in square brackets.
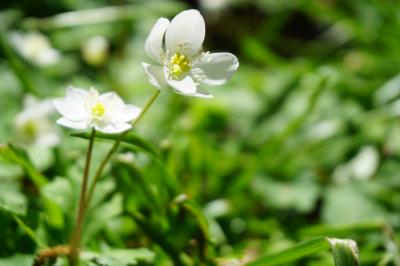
[69, 128, 96, 266]
[84, 90, 160, 209]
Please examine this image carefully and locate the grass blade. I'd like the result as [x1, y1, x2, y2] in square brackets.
[328, 238, 360, 266]
[247, 237, 360, 266]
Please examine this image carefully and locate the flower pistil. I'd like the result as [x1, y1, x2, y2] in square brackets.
[168, 52, 191, 79]
[91, 102, 106, 119]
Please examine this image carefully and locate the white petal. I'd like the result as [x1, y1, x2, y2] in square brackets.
[142, 63, 167, 89]
[37, 133, 60, 148]
[99, 92, 125, 112]
[36, 48, 60, 66]
[96, 123, 132, 134]
[145, 18, 170, 63]
[167, 75, 198, 95]
[53, 87, 89, 121]
[114, 104, 141, 123]
[193, 87, 213, 99]
[56, 118, 88, 130]
[193, 53, 239, 85]
[165, 9, 205, 56]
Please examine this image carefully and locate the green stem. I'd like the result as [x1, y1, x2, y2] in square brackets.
[132, 89, 161, 127]
[84, 90, 160, 209]
[69, 128, 96, 266]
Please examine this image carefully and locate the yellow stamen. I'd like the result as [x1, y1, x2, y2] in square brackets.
[23, 121, 38, 137]
[91, 102, 105, 118]
[169, 52, 190, 79]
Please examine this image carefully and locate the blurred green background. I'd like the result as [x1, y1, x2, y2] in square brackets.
[0, 0, 400, 265]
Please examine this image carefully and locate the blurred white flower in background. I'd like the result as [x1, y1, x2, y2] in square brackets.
[351, 146, 379, 180]
[143, 9, 239, 98]
[333, 145, 379, 183]
[10, 31, 61, 66]
[81, 35, 109, 66]
[54, 87, 141, 134]
[199, 0, 229, 18]
[15, 95, 60, 148]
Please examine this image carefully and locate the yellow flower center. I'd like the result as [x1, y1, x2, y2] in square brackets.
[169, 53, 191, 79]
[23, 121, 38, 138]
[91, 102, 106, 118]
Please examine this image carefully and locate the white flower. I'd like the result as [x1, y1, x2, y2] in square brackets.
[15, 95, 60, 148]
[142, 9, 239, 98]
[10, 31, 61, 66]
[200, 0, 229, 14]
[81, 35, 109, 66]
[53, 87, 141, 134]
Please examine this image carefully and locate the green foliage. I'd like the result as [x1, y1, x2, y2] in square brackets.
[248, 237, 359, 266]
[0, 254, 34, 266]
[1, 0, 400, 265]
[81, 248, 155, 266]
[0, 181, 27, 217]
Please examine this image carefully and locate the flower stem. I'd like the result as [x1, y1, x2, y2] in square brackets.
[84, 89, 160, 212]
[69, 127, 96, 266]
[132, 89, 161, 127]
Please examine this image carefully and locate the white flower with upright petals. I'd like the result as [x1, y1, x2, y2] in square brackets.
[142, 9, 239, 98]
[10, 31, 61, 66]
[53, 87, 141, 134]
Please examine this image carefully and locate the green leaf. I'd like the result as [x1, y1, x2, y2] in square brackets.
[247, 237, 329, 266]
[246, 237, 360, 266]
[83, 197, 122, 245]
[0, 183, 27, 217]
[41, 176, 74, 229]
[13, 215, 45, 247]
[115, 160, 164, 214]
[180, 199, 210, 243]
[73, 131, 181, 195]
[0, 143, 47, 187]
[0, 254, 34, 266]
[0, 9, 21, 30]
[323, 184, 386, 225]
[328, 238, 360, 266]
[42, 177, 74, 214]
[0, 145, 63, 227]
[82, 248, 155, 266]
[131, 212, 189, 266]
[374, 73, 400, 105]
[251, 178, 320, 213]
[300, 222, 384, 237]
[72, 131, 160, 157]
